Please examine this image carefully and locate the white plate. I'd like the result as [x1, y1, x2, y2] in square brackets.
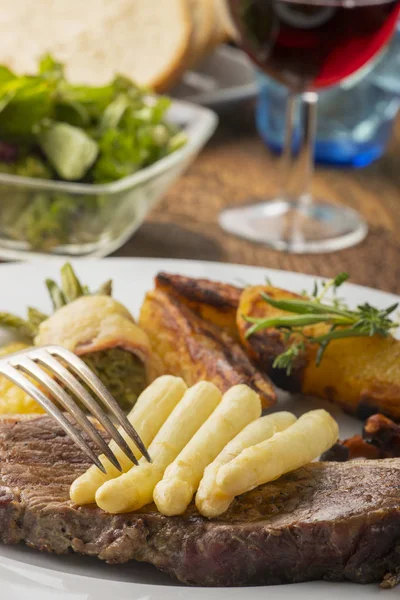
[0, 258, 398, 600]
[172, 46, 257, 108]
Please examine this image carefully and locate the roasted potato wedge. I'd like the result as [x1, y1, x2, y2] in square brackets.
[139, 289, 276, 408]
[155, 272, 241, 340]
[238, 285, 400, 421]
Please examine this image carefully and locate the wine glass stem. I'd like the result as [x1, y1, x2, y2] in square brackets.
[281, 91, 318, 207]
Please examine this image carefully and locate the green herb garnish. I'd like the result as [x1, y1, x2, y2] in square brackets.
[245, 273, 399, 374]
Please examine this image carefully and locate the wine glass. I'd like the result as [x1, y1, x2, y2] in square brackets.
[219, 0, 400, 253]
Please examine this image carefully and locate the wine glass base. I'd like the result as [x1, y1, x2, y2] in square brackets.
[219, 198, 368, 254]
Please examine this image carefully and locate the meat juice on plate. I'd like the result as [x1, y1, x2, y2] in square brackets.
[228, 0, 400, 91]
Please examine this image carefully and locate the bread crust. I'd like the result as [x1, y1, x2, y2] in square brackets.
[206, 0, 236, 52]
[185, 0, 215, 69]
[152, 0, 193, 91]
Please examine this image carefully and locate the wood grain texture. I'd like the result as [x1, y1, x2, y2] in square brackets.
[116, 107, 400, 295]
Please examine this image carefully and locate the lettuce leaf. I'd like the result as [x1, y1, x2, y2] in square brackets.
[0, 55, 186, 187]
[38, 122, 99, 181]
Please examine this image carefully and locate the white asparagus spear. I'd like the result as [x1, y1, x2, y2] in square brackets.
[153, 384, 262, 516]
[70, 375, 187, 505]
[95, 381, 222, 513]
[196, 411, 297, 518]
[216, 409, 339, 498]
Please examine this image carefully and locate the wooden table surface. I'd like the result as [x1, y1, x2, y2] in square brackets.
[116, 105, 400, 295]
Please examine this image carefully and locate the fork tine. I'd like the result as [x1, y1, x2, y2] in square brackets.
[49, 346, 151, 462]
[35, 350, 139, 466]
[16, 356, 123, 472]
[0, 363, 107, 473]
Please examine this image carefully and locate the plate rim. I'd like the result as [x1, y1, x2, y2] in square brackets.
[0, 257, 398, 598]
[0, 257, 398, 304]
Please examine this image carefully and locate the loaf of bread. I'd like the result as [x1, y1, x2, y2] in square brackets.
[0, 0, 235, 92]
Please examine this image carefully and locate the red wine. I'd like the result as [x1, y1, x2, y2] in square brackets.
[228, 0, 400, 91]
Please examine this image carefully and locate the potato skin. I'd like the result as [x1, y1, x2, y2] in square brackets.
[303, 336, 400, 421]
[155, 273, 241, 340]
[238, 285, 400, 421]
[139, 289, 276, 409]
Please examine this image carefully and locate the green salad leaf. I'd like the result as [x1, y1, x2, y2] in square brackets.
[0, 77, 54, 141]
[38, 122, 99, 180]
[0, 66, 15, 86]
[99, 93, 130, 132]
[38, 54, 64, 81]
[0, 55, 187, 251]
[0, 55, 186, 182]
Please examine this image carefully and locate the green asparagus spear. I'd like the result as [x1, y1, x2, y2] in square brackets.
[96, 279, 112, 296]
[0, 312, 36, 339]
[27, 307, 48, 330]
[60, 262, 84, 303]
[45, 279, 67, 310]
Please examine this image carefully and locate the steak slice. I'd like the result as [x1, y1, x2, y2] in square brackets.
[0, 416, 400, 587]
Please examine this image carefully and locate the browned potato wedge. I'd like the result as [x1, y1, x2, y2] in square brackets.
[237, 285, 400, 421]
[139, 289, 276, 408]
[156, 272, 241, 340]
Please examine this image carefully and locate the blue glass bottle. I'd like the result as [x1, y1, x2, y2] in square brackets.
[256, 24, 400, 168]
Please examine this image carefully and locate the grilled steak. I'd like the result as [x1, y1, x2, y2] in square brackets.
[1, 415, 400, 587]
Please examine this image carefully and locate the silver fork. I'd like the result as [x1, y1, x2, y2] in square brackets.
[0, 345, 151, 472]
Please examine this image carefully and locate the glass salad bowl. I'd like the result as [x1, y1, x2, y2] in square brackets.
[0, 100, 217, 259]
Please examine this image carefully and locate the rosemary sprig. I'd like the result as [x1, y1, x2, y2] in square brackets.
[272, 339, 306, 375]
[245, 273, 399, 374]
